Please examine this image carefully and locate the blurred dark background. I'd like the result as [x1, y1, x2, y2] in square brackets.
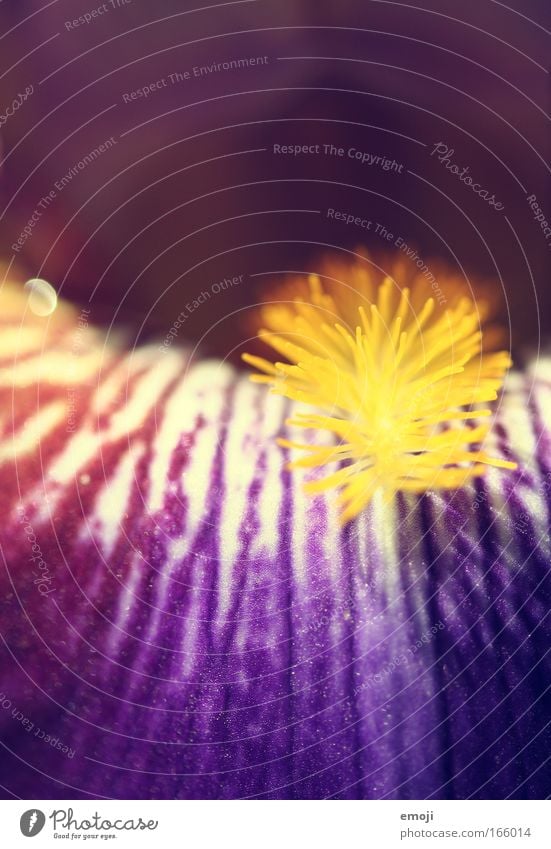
[0, 0, 549, 358]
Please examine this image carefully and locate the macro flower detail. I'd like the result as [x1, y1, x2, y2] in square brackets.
[0, 276, 549, 800]
[243, 259, 517, 522]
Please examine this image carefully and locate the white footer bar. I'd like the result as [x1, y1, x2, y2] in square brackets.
[1, 799, 549, 848]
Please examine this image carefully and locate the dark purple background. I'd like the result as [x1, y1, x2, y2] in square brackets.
[0, 0, 549, 354]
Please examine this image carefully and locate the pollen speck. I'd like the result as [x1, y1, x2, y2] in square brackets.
[243, 256, 517, 523]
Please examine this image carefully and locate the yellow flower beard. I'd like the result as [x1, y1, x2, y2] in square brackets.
[243, 260, 516, 523]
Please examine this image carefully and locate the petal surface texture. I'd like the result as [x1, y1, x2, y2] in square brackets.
[0, 285, 549, 799]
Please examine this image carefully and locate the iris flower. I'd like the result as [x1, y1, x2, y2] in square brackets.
[0, 259, 549, 800]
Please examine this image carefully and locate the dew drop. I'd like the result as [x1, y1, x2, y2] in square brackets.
[24, 278, 58, 317]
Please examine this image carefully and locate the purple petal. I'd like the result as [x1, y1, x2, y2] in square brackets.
[0, 304, 549, 799]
